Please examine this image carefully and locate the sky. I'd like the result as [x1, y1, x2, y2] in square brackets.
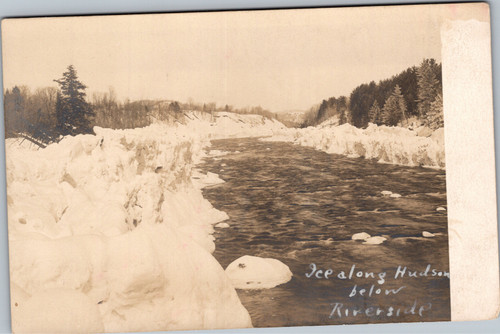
[1, 3, 489, 112]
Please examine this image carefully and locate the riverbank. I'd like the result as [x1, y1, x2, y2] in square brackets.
[7, 112, 285, 332]
[263, 120, 445, 169]
[6, 111, 448, 331]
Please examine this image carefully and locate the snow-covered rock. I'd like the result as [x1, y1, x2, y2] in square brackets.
[436, 207, 446, 211]
[225, 255, 293, 289]
[215, 222, 230, 228]
[422, 231, 435, 238]
[363, 236, 387, 245]
[352, 232, 371, 240]
[381, 191, 393, 196]
[390, 193, 402, 198]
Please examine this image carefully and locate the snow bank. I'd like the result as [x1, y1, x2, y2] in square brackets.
[11, 225, 251, 332]
[225, 255, 293, 289]
[13, 289, 104, 333]
[264, 121, 445, 169]
[182, 111, 286, 140]
[6, 111, 284, 332]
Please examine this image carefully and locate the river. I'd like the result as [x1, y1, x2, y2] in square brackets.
[198, 137, 450, 327]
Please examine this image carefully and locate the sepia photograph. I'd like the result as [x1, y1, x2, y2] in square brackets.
[0, 3, 494, 333]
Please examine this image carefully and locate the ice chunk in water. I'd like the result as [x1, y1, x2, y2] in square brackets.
[352, 232, 371, 240]
[225, 255, 292, 289]
[363, 236, 387, 245]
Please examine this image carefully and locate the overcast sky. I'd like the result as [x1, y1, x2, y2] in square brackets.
[1, 4, 489, 112]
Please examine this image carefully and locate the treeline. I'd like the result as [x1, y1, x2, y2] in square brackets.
[92, 93, 277, 129]
[175, 100, 277, 120]
[4, 65, 279, 144]
[4, 86, 60, 140]
[223, 105, 277, 120]
[5, 65, 97, 144]
[91, 88, 186, 129]
[3, 85, 182, 136]
[302, 58, 443, 130]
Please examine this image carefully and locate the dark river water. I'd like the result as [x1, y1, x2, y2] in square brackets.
[198, 137, 450, 328]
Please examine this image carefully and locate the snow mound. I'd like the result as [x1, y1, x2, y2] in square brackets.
[422, 231, 435, 238]
[215, 222, 230, 228]
[13, 289, 104, 333]
[225, 255, 293, 289]
[263, 121, 445, 169]
[11, 225, 252, 332]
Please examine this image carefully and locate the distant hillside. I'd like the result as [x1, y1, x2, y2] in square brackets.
[301, 58, 443, 130]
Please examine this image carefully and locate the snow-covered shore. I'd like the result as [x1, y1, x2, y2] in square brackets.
[263, 119, 445, 169]
[6, 111, 446, 332]
[7, 112, 285, 333]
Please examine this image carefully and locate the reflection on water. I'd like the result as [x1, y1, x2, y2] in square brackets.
[198, 138, 450, 327]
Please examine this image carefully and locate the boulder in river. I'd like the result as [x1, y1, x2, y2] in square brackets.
[225, 255, 292, 289]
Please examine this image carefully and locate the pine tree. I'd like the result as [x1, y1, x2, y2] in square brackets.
[368, 100, 381, 125]
[336, 96, 349, 125]
[55, 91, 67, 134]
[382, 85, 407, 126]
[338, 107, 347, 125]
[169, 101, 181, 113]
[53, 65, 94, 135]
[426, 93, 444, 130]
[4, 86, 26, 134]
[382, 97, 396, 126]
[397, 86, 408, 126]
[417, 59, 440, 118]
